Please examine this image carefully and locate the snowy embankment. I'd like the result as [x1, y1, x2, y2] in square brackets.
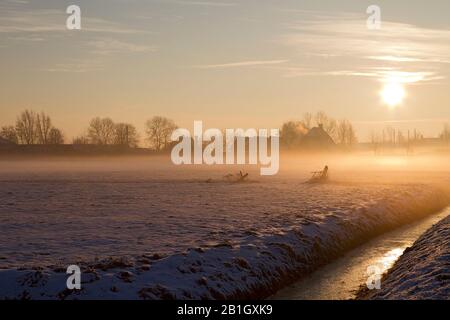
[358, 215, 450, 300]
[0, 185, 449, 300]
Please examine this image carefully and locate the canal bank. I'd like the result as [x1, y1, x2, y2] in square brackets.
[272, 208, 449, 300]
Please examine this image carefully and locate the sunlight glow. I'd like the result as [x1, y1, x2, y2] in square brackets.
[381, 82, 405, 107]
[378, 248, 405, 269]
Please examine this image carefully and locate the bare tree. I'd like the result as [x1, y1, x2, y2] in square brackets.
[280, 121, 307, 148]
[114, 123, 139, 147]
[145, 116, 177, 151]
[301, 112, 313, 130]
[397, 131, 406, 145]
[88, 117, 115, 145]
[337, 119, 357, 146]
[73, 135, 90, 145]
[347, 123, 357, 146]
[15, 110, 37, 144]
[48, 128, 64, 145]
[440, 124, 450, 145]
[0, 126, 18, 144]
[369, 130, 381, 154]
[369, 131, 379, 144]
[314, 111, 337, 139]
[36, 112, 52, 144]
[384, 126, 395, 144]
[337, 120, 348, 145]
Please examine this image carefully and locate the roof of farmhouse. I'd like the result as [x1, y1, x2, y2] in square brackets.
[304, 124, 336, 146]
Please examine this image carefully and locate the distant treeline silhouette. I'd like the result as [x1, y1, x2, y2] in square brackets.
[1, 110, 448, 153]
[367, 124, 450, 154]
[0, 110, 178, 151]
[280, 111, 357, 149]
[1, 110, 64, 145]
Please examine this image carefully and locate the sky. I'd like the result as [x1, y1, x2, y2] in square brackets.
[1, 0, 450, 142]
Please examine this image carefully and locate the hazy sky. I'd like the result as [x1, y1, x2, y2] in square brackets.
[1, 0, 449, 141]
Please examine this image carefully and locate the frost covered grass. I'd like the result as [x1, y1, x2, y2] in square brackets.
[0, 156, 449, 299]
[358, 215, 450, 300]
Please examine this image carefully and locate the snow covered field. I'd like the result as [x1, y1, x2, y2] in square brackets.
[358, 215, 450, 300]
[0, 156, 449, 299]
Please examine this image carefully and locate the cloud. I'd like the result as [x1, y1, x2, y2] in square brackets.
[193, 60, 289, 69]
[0, 3, 158, 72]
[0, 5, 150, 35]
[0, 8, 66, 33]
[41, 38, 157, 72]
[172, 1, 237, 7]
[5, 0, 30, 4]
[42, 60, 105, 73]
[280, 11, 450, 83]
[6, 35, 45, 42]
[366, 56, 423, 63]
[326, 69, 442, 84]
[88, 39, 157, 55]
[354, 118, 447, 125]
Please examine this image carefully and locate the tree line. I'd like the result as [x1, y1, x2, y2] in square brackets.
[369, 126, 425, 146]
[441, 124, 450, 144]
[0, 110, 178, 151]
[1, 110, 64, 145]
[280, 111, 358, 148]
[368, 124, 450, 154]
[2, 110, 359, 151]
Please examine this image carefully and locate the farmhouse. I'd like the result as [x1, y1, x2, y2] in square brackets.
[302, 124, 336, 148]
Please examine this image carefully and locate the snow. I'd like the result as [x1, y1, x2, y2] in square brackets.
[0, 157, 449, 299]
[358, 215, 450, 300]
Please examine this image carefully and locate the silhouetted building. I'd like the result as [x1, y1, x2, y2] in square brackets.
[303, 124, 335, 148]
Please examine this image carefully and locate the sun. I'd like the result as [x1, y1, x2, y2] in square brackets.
[381, 82, 405, 107]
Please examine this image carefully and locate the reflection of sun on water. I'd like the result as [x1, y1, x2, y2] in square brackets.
[378, 247, 405, 270]
[381, 82, 405, 108]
